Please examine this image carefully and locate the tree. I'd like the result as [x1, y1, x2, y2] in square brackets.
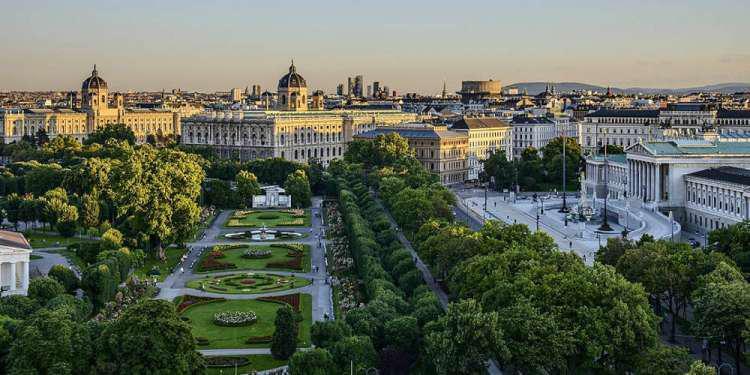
[271, 305, 298, 360]
[84, 123, 137, 145]
[311, 320, 352, 349]
[97, 299, 203, 374]
[596, 237, 635, 266]
[100, 228, 124, 251]
[518, 147, 542, 190]
[0, 295, 39, 319]
[541, 136, 582, 189]
[710, 221, 750, 274]
[289, 348, 335, 375]
[634, 344, 692, 375]
[372, 133, 414, 166]
[481, 150, 517, 190]
[424, 299, 508, 375]
[330, 335, 378, 374]
[27, 277, 65, 306]
[235, 170, 261, 208]
[598, 144, 625, 154]
[8, 309, 95, 374]
[687, 361, 717, 375]
[55, 204, 79, 237]
[284, 169, 312, 208]
[111, 146, 204, 260]
[47, 265, 79, 294]
[79, 193, 100, 229]
[693, 262, 750, 374]
[35, 128, 50, 146]
[384, 316, 420, 357]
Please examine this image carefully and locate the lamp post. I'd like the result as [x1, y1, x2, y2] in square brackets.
[560, 125, 569, 214]
[598, 146, 613, 231]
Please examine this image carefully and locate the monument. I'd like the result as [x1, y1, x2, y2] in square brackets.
[252, 185, 292, 208]
[0, 231, 32, 296]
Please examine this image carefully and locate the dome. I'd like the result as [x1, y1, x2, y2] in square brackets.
[82, 65, 107, 90]
[277, 61, 306, 89]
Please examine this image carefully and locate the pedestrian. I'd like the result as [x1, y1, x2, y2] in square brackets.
[180, 267, 184, 274]
[569, 241, 572, 249]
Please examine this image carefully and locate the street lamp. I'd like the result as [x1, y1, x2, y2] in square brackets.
[598, 146, 613, 232]
[560, 125, 570, 214]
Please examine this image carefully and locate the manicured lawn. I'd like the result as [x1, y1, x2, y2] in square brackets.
[24, 230, 95, 249]
[187, 272, 311, 294]
[197, 244, 311, 273]
[225, 209, 311, 228]
[133, 247, 188, 282]
[181, 294, 312, 349]
[205, 355, 286, 374]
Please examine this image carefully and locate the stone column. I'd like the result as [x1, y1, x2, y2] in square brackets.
[21, 262, 28, 291]
[9, 263, 16, 291]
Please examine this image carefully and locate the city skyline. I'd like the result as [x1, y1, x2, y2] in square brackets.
[1, 0, 749, 94]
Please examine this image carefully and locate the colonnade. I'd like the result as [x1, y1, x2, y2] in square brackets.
[628, 159, 664, 203]
[0, 261, 29, 294]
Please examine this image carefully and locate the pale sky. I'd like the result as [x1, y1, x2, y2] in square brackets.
[2, 0, 749, 95]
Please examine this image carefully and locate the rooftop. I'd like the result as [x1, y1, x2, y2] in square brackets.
[637, 140, 750, 156]
[687, 166, 750, 187]
[452, 117, 511, 130]
[0, 230, 31, 250]
[586, 109, 660, 118]
[356, 125, 468, 140]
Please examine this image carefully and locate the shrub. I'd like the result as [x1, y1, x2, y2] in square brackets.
[47, 265, 79, 294]
[28, 277, 65, 305]
[195, 337, 210, 346]
[245, 335, 273, 344]
[242, 249, 272, 259]
[205, 356, 249, 368]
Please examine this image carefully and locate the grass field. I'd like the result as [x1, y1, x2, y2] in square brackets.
[30, 254, 43, 260]
[204, 355, 286, 374]
[133, 247, 188, 282]
[186, 273, 311, 294]
[197, 244, 311, 273]
[181, 294, 312, 349]
[24, 230, 95, 249]
[225, 210, 311, 228]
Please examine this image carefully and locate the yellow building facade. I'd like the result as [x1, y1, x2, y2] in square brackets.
[0, 66, 180, 144]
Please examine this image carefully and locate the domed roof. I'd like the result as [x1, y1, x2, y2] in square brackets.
[82, 65, 107, 90]
[278, 61, 306, 89]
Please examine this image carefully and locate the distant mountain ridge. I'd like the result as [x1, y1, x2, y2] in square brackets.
[506, 82, 750, 95]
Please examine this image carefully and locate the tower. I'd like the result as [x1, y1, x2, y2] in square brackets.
[312, 90, 325, 110]
[81, 64, 109, 114]
[277, 61, 308, 111]
[442, 80, 447, 98]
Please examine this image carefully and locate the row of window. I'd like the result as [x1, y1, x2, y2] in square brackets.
[686, 183, 743, 215]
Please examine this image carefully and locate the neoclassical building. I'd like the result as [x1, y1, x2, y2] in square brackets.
[354, 123, 469, 185]
[181, 63, 418, 165]
[0, 65, 181, 144]
[451, 117, 512, 181]
[0, 231, 31, 296]
[578, 104, 750, 154]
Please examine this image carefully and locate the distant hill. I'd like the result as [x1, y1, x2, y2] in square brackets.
[506, 81, 750, 95]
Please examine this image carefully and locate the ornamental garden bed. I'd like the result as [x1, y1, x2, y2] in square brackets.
[224, 209, 311, 228]
[186, 273, 311, 294]
[179, 294, 313, 349]
[204, 355, 287, 375]
[197, 244, 311, 273]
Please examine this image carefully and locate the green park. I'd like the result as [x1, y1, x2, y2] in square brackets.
[186, 272, 311, 294]
[224, 209, 311, 228]
[197, 243, 311, 273]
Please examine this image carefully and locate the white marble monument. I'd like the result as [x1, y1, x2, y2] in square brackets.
[0, 231, 32, 296]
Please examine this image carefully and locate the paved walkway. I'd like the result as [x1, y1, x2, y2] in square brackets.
[156, 199, 334, 357]
[30, 247, 77, 276]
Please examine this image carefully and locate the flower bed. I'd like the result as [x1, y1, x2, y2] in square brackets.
[177, 295, 225, 313]
[258, 293, 301, 312]
[256, 213, 280, 220]
[242, 249, 272, 259]
[245, 335, 273, 344]
[199, 248, 237, 272]
[266, 244, 304, 270]
[240, 279, 256, 285]
[266, 257, 302, 271]
[205, 356, 251, 368]
[277, 218, 304, 226]
[213, 311, 258, 327]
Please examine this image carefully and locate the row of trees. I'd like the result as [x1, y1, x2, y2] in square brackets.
[288, 174, 442, 374]
[481, 137, 582, 192]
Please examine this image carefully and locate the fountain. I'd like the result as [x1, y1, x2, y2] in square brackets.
[224, 223, 303, 241]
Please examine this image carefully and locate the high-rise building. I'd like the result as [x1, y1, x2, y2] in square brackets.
[336, 84, 344, 96]
[366, 85, 372, 98]
[231, 88, 242, 102]
[354, 75, 364, 97]
[251, 85, 262, 97]
[347, 77, 353, 97]
[373, 81, 381, 96]
[383, 87, 390, 98]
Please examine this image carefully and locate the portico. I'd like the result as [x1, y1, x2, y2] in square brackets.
[0, 231, 32, 296]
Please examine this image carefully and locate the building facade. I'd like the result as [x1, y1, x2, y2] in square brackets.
[0, 231, 32, 296]
[511, 115, 557, 158]
[0, 66, 180, 144]
[354, 124, 469, 185]
[684, 167, 750, 233]
[451, 117, 512, 181]
[181, 63, 418, 165]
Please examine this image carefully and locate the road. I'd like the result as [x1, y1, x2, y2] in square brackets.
[156, 198, 334, 357]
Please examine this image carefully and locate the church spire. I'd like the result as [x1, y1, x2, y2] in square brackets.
[442, 80, 447, 98]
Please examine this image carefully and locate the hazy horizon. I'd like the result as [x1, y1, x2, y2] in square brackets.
[2, 0, 749, 95]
